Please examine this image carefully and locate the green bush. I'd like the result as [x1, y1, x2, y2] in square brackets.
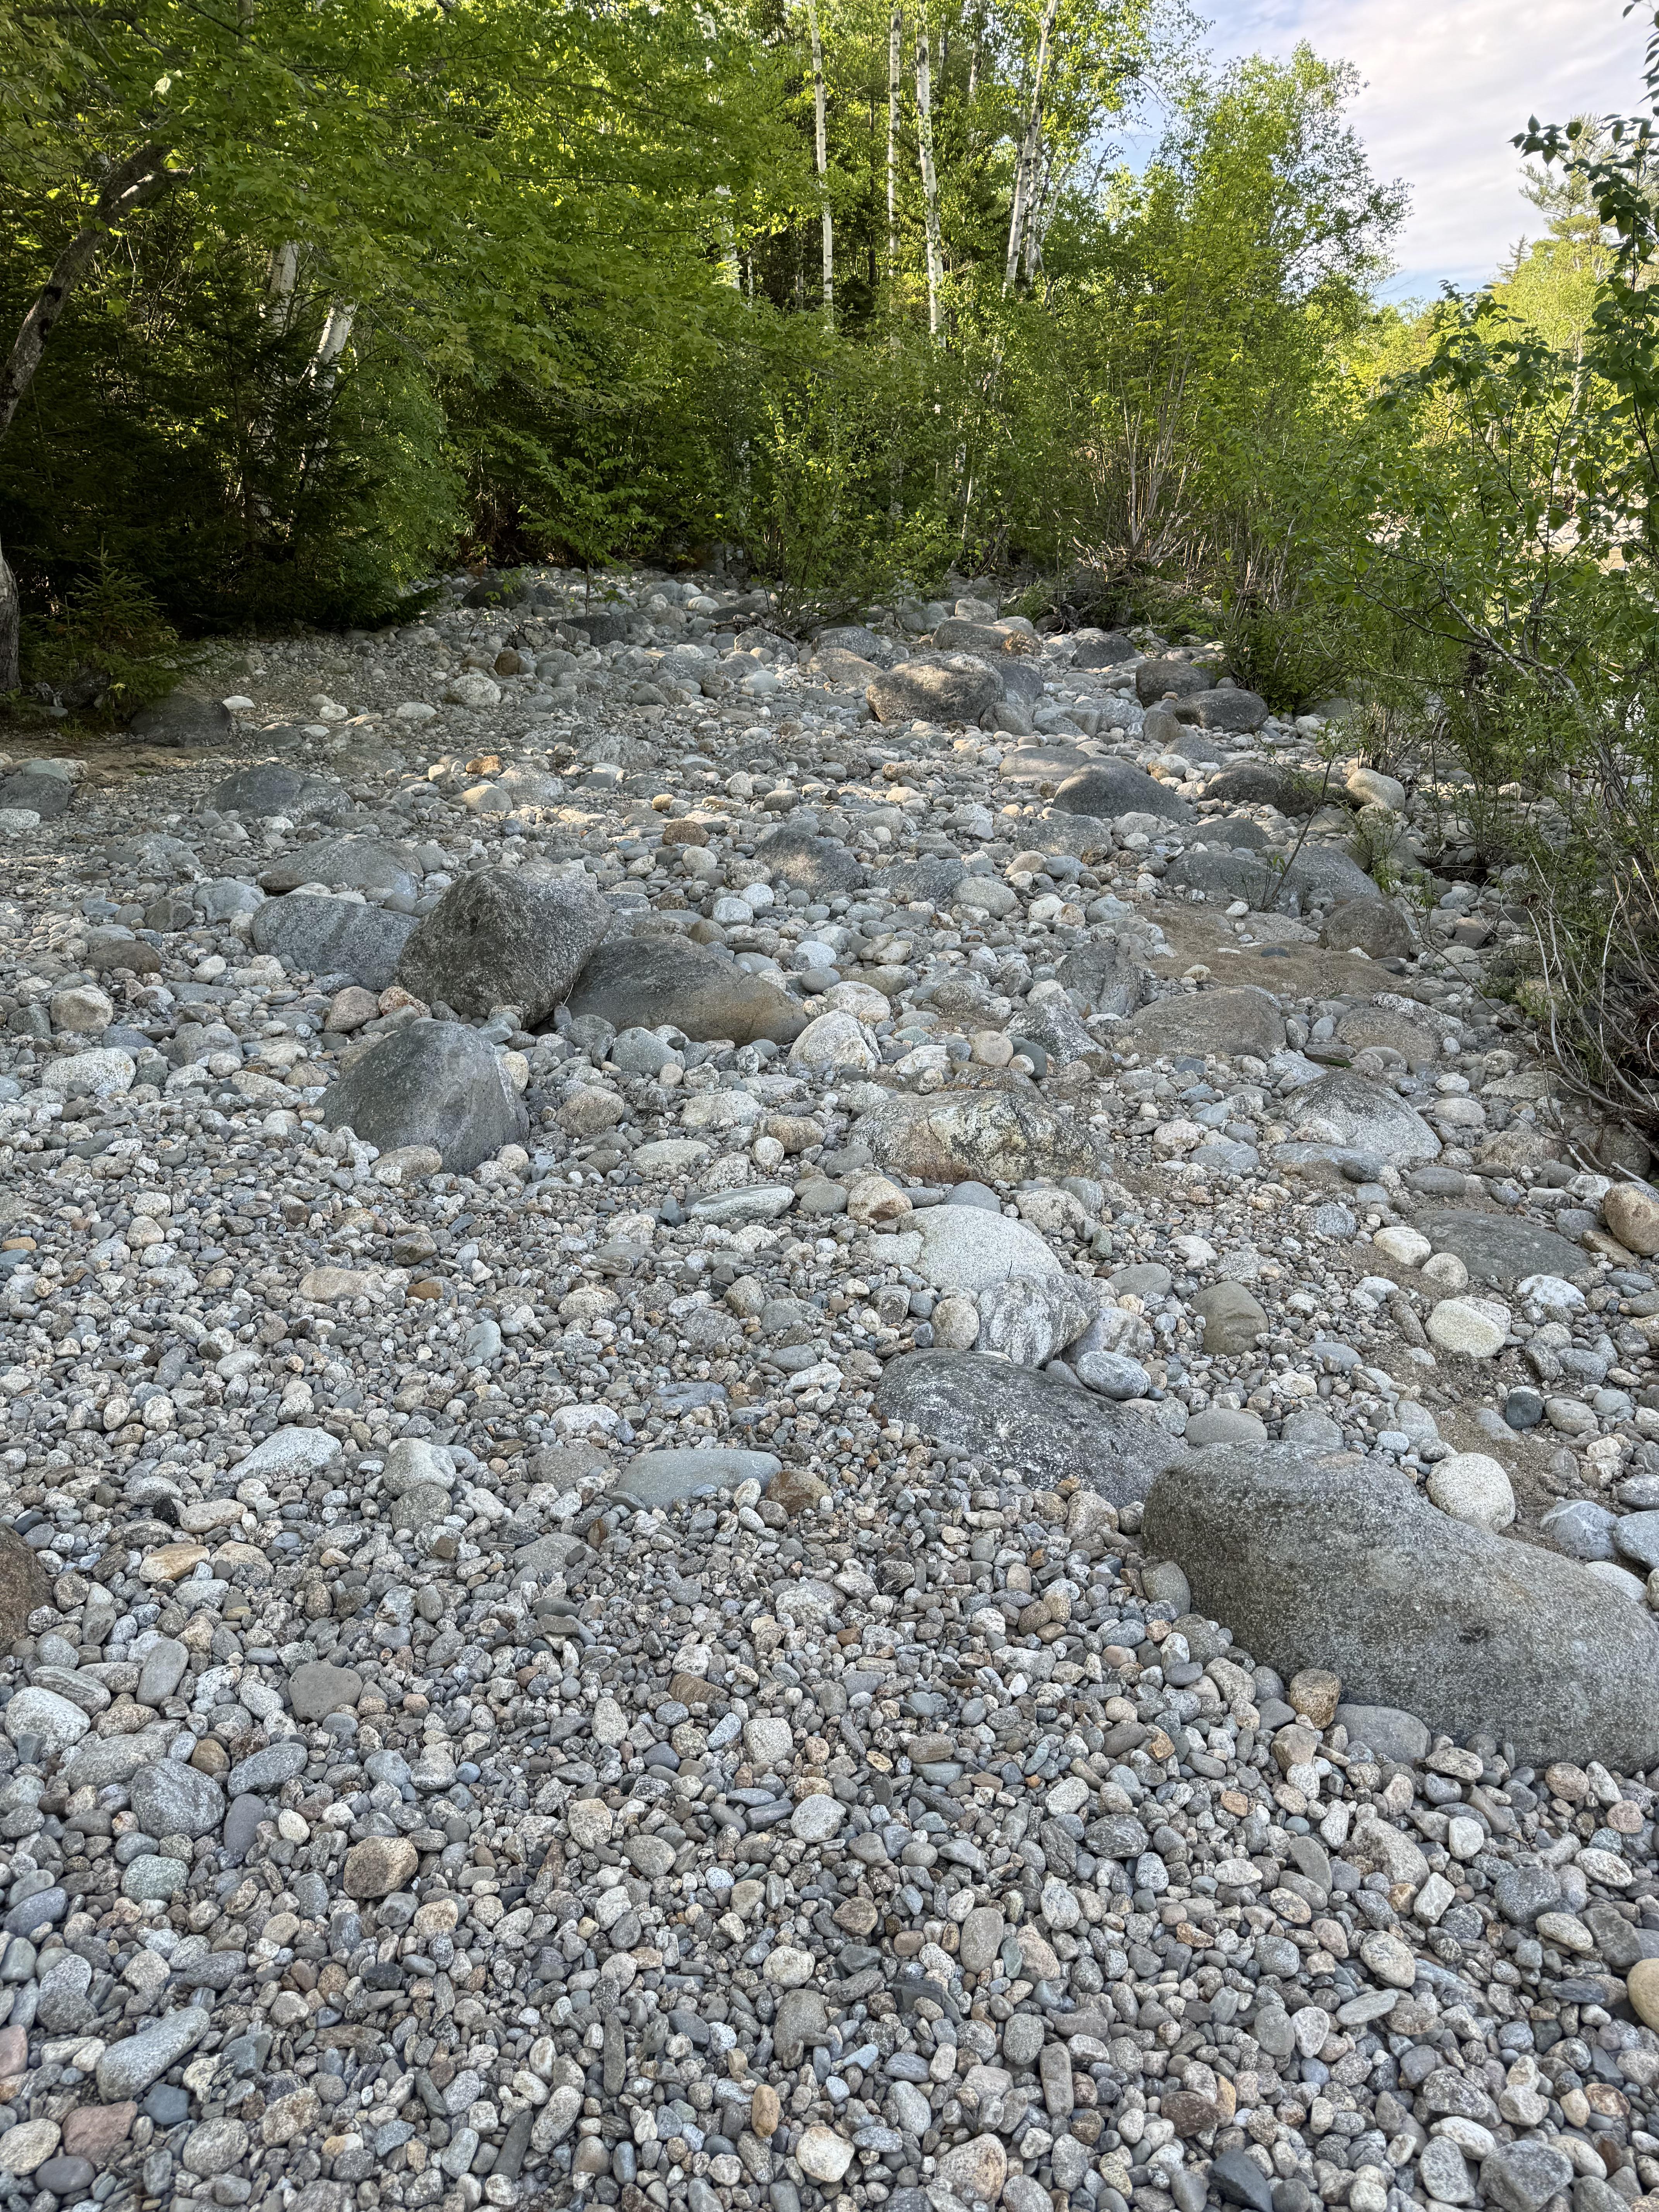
[0, 217, 461, 639]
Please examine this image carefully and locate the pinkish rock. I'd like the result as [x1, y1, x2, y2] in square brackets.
[62, 2104, 135, 2162]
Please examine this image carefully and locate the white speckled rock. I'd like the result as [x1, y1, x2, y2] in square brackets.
[913, 1205, 1061, 1296]
[1426, 1296, 1510, 1357]
[1427, 1452, 1516, 1532]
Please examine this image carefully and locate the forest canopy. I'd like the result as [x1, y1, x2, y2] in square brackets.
[0, 0, 1411, 655]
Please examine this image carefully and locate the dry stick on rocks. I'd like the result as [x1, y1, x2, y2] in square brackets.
[0, 143, 184, 691]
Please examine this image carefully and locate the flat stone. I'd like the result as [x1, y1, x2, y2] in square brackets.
[0, 2122, 60, 2178]
[1416, 1207, 1591, 1289]
[34, 2156, 96, 2197]
[251, 893, 417, 992]
[1319, 898, 1415, 959]
[208, 765, 350, 823]
[959, 1906, 1006, 1973]
[790, 1794, 847, 1842]
[1539, 1495, 1619, 1566]
[868, 657, 1002, 725]
[795, 2127, 855, 2184]
[61, 2104, 136, 2161]
[1427, 1297, 1510, 1358]
[96, 2008, 212, 2100]
[4, 1688, 89, 1754]
[0, 1531, 51, 1642]
[1052, 761, 1192, 823]
[122, 1855, 189, 1902]
[260, 833, 419, 900]
[876, 1351, 1183, 1506]
[1285, 1070, 1440, 1165]
[1481, 2141, 1573, 2212]
[1426, 1451, 1516, 1531]
[912, 1206, 1062, 1297]
[289, 1661, 364, 1719]
[1145, 1446, 1659, 1768]
[1184, 1408, 1268, 1445]
[135, 1638, 189, 1705]
[854, 1087, 1112, 1185]
[226, 1741, 308, 1796]
[180, 2118, 251, 2176]
[1613, 1512, 1659, 1571]
[235, 1427, 343, 1482]
[1125, 987, 1285, 1062]
[127, 690, 234, 746]
[565, 934, 806, 1046]
[615, 1449, 780, 1506]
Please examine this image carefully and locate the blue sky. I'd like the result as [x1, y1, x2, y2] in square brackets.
[1201, 0, 1651, 299]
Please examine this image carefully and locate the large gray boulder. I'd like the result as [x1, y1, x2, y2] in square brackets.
[1285, 1069, 1440, 1165]
[999, 742, 1092, 788]
[127, 691, 235, 747]
[854, 1087, 1113, 1185]
[0, 764, 74, 819]
[1319, 897, 1415, 959]
[878, 854, 968, 905]
[933, 617, 1039, 659]
[813, 623, 890, 663]
[868, 655, 1002, 725]
[1070, 633, 1136, 670]
[207, 766, 352, 824]
[1142, 1446, 1659, 1768]
[811, 647, 883, 692]
[754, 826, 862, 897]
[1200, 762, 1327, 815]
[1414, 1208, 1592, 1289]
[1188, 688, 1269, 735]
[1136, 660, 1215, 707]
[260, 835, 420, 900]
[1123, 986, 1286, 1061]
[877, 1352, 1183, 1504]
[1057, 938, 1150, 1019]
[395, 867, 610, 1023]
[252, 894, 417, 991]
[1166, 843, 1375, 912]
[1052, 762, 1192, 824]
[563, 934, 806, 1045]
[323, 1019, 526, 1171]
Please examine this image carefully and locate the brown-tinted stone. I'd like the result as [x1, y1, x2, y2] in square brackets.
[62, 2105, 135, 2162]
[0, 1532, 50, 1641]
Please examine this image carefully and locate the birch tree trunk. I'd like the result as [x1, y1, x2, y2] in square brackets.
[914, 17, 943, 341]
[0, 142, 179, 693]
[714, 185, 742, 291]
[264, 242, 300, 331]
[310, 303, 357, 387]
[806, 0, 834, 318]
[1003, 0, 1058, 295]
[886, 5, 902, 279]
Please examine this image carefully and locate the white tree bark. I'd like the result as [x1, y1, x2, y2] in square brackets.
[309, 302, 357, 388]
[1003, 0, 1058, 295]
[887, 5, 903, 278]
[806, 0, 834, 317]
[264, 242, 299, 331]
[914, 16, 943, 340]
[714, 184, 741, 291]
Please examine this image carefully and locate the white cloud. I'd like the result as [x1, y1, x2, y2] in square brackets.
[1208, 0, 1650, 294]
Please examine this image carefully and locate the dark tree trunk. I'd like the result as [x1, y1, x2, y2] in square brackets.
[0, 538, 17, 696]
[0, 143, 179, 694]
